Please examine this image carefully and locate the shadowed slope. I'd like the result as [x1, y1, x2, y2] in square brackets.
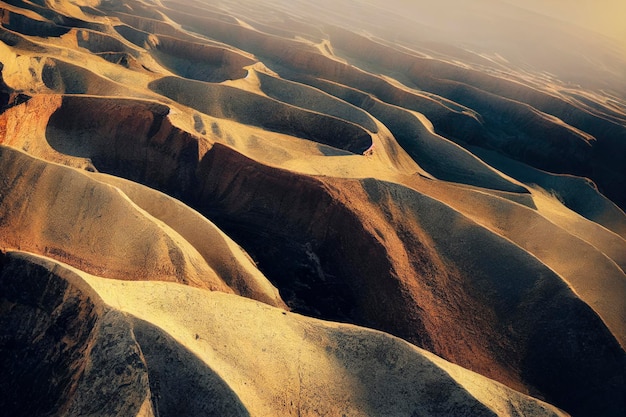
[1, 0, 625, 415]
[0, 251, 153, 417]
[358, 179, 626, 416]
[114, 22, 256, 83]
[93, 172, 286, 308]
[0, 6, 71, 38]
[402, 175, 626, 329]
[0, 249, 571, 416]
[130, 317, 251, 417]
[44, 95, 201, 195]
[191, 143, 626, 415]
[0, 251, 252, 417]
[0, 145, 287, 306]
[0, 145, 228, 289]
[355, 91, 527, 192]
[149, 76, 372, 154]
[255, 70, 379, 132]
[41, 58, 119, 94]
[473, 148, 626, 240]
[81, 261, 569, 417]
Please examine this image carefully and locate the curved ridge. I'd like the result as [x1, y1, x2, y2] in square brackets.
[0, 145, 227, 290]
[1, 0, 625, 416]
[149, 75, 373, 154]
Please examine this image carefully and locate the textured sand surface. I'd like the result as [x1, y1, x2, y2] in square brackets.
[1, 0, 625, 416]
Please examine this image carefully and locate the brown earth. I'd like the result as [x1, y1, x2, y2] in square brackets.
[1, 0, 625, 416]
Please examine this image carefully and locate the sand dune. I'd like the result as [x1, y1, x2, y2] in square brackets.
[0, 145, 230, 289]
[92, 172, 286, 308]
[400, 175, 626, 338]
[0, 145, 286, 306]
[353, 93, 527, 192]
[254, 70, 379, 133]
[0, 5, 70, 38]
[149, 76, 373, 154]
[1, 0, 625, 416]
[1, 250, 568, 417]
[473, 148, 626, 240]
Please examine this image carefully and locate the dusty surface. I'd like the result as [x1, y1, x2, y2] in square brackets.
[1, 0, 625, 416]
[1, 250, 568, 417]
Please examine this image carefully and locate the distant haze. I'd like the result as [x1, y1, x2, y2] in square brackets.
[505, 0, 626, 43]
[349, 0, 626, 92]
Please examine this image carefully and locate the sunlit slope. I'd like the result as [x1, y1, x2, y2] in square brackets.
[1, 0, 626, 416]
[0, 145, 284, 306]
[1, 251, 569, 417]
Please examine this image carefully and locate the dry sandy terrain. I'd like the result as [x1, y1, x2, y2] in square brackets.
[1, 0, 625, 416]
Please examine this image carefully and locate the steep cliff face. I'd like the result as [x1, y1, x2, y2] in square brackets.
[1, 0, 625, 416]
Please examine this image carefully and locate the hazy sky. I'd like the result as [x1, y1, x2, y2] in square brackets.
[505, 0, 626, 42]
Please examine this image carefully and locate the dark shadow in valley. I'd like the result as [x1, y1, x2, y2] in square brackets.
[45, 96, 200, 199]
[131, 316, 251, 417]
